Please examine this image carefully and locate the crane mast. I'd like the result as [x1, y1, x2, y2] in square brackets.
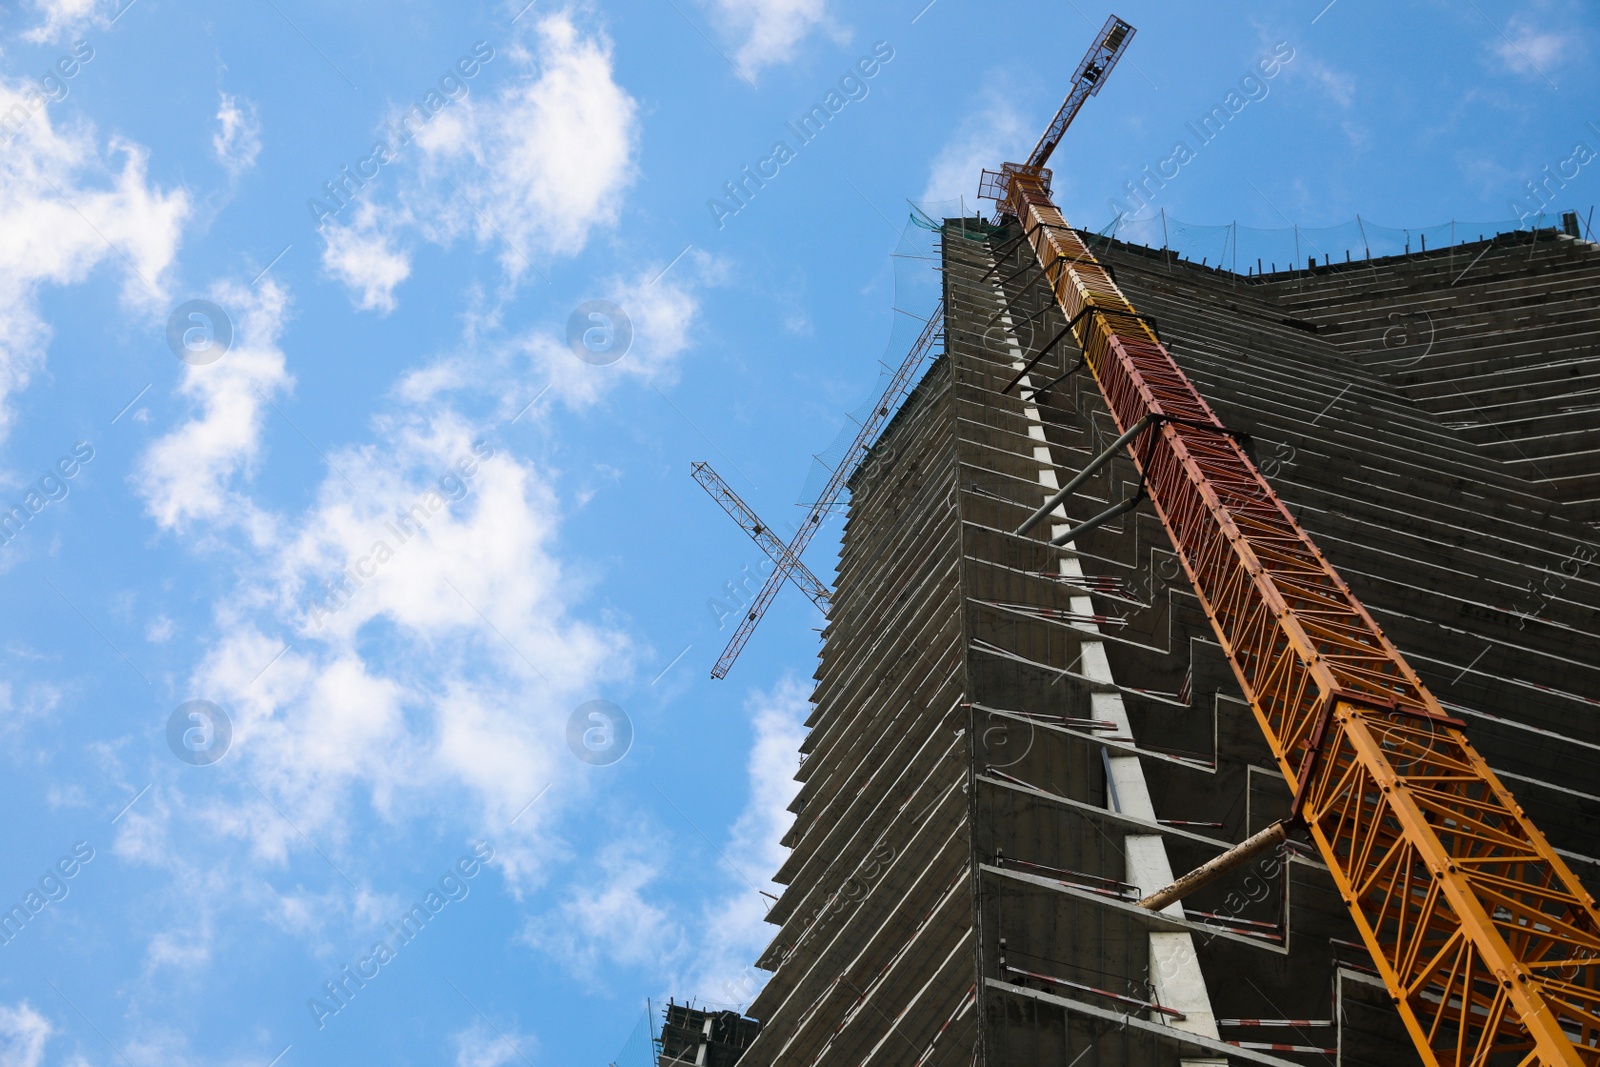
[985, 18, 1600, 1066]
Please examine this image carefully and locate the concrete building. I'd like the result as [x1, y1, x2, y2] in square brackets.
[721, 219, 1600, 1066]
[657, 1000, 761, 1066]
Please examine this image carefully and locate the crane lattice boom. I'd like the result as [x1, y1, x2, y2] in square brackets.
[690, 461, 832, 609]
[999, 165, 1600, 1067]
[707, 301, 944, 678]
[1025, 14, 1134, 171]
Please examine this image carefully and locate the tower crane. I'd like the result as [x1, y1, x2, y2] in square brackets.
[977, 15, 1135, 213]
[696, 302, 944, 679]
[985, 15, 1600, 1067]
[1028, 15, 1135, 170]
[690, 461, 832, 611]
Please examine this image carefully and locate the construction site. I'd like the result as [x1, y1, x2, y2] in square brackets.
[671, 16, 1600, 1067]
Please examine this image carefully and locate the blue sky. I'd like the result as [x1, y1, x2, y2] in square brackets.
[0, 0, 1595, 1064]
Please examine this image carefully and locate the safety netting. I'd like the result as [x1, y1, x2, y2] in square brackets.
[792, 198, 958, 509]
[1099, 208, 1591, 275]
[791, 203, 1593, 510]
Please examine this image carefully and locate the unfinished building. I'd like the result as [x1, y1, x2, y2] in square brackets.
[657, 1000, 762, 1066]
[717, 217, 1600, 1066]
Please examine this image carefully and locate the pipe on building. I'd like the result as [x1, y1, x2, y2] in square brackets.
[1016, 414, 1157, 537]
[1137, 820, 1290, 913]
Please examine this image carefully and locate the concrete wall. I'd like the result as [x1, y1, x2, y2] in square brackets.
[736, 220, 1600, 1066]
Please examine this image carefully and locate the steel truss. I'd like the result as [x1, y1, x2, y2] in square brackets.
[691, 461, 832, 609]
[1000, 167, 1600, 1067]
[709, 300, 945, 678]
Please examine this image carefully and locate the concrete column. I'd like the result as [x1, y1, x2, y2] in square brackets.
[995, 292, 1219, 1042]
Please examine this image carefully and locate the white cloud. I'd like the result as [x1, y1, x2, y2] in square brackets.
[134, 394, 631, 889]
[524, 840, 682, 981]
[522, 255, 711, 409]
[920, 90, 1030, 206]
[676, 676, 806, 1008]
[707, 0, 839, 78]
[1493, 14, 1576, 77]
[455, 15, 636, 272]
[320, 205, 411, 312]
[452, 1020, 539, 1067]
[145, 910, 216, 971]
[318, 12, 637, 308]
[21, 0, 107, 43]
[126, 213, 710, 905]
[0, 679, 63, 742]
[117, 68, 706, 978]
[212, 92, 262, 177]
[512, 679, 803, 998]
[731, 678, 808, 888]
[0, 81, 188, 444]
[134, 280, 292, 535]
[109, 391, 637, 989]
[0, 1001, 52, 1067]
[1296, 57, 1356, 108]
[108, 785, 327, 973]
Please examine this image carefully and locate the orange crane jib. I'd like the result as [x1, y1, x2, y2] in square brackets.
[997, 165, 1600, 1066]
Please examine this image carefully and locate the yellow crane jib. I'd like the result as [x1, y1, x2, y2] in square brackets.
[983, 14, 1600, 1067]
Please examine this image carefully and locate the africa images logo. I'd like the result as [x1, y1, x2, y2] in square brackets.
[0, 441, 95, 549]
[566, 700, 633, 766]
[307, 842, 495, 1029]
[166, 700, 232, 766]
[306, 42, 496, 230]
[0, 842, 95, 948]
[706, 42, 895, 229]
